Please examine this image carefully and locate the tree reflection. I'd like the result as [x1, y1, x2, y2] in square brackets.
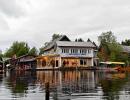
[2, 70, 130, 100]
[5, 70, 37, 98]
[99, 72, 129, 100]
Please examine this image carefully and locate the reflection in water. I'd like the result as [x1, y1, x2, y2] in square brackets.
[100, 72, 130, 100]
[0, 70, 130, 100]
[5, 71, 37, 98]
[37, 71, 98, 99]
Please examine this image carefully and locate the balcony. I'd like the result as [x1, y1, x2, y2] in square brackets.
[60, 53, 93, 58]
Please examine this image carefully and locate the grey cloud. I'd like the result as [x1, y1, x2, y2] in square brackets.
[19, 0, 130, 44]
[0, 15, 9, 30]
[0, 0, 26, 17]
[1, 0, 130, 51]
[24, 0, 130, 34]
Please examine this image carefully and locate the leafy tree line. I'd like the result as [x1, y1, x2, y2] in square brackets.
[122, 39, 130, 46]
[4, 41, 38, 58]
[1, 33, 130, 63]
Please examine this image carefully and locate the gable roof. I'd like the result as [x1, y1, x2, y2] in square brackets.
[56, 41, 96, 48]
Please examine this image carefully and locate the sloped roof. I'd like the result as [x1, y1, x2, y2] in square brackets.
[19, 58, 36, 62]
[122, 45, 130, 53]
[56, 41, 96, 48]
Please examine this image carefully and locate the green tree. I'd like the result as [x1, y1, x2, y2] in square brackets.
[0, 51, 3, 61]
[75, 39, 78, 42]
[4, 41, 30, 57]
[98, 31, 116, 44]
[52, 34, 62, 41]
[98, 31, 123, 61]
[0, 52, 3, 58]
[29, 47, 38, 56]
[121, 39, 130, 46]
[75, 38, 84, 42]
[39, 47, 44, 55]
[108, 42, 122, 61]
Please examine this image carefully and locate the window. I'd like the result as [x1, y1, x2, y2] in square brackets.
[66, 49, 69, 53]
[80, 59, 87, 66]
[83, 49, 86, 54]
[88, 49, 89, 53]
[75, 49, 78, 54]
[71, 49, 74, 54]
[79, 49, 82, 54]
[70, 48, 78, 54]
[71, 49, 73, 53]
[80, 60, 84, 65]
[88, 49, 91, 54]
[80, 49, 86, 54]
[84, 60, 87, 65]
[62, 48, 69, 53]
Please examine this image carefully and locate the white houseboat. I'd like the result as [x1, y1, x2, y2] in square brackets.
[36, 35, 98, 70]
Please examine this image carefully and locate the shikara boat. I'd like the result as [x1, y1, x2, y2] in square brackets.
[98, 61, 125, 72]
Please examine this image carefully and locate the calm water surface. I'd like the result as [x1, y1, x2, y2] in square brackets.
[0, 70, 130, 100]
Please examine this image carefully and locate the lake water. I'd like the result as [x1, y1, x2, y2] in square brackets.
[0, 70, 130, 100]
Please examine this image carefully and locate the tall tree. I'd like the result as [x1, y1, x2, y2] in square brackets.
[98, 31, 116, 44]
[4, 41, 30, 57]
[75, 39, 78, 42]
[121, 39, 130, 46]
[52, 34, 62, 41]
[39, 47, 44, 55]
[75, 38, 84, 42]
[0, 50, 3, 61]
[98, 31, 123, 61]
[29, 47, 38, 56]
[0, 50, 3, 58]
[78, 38, 84, 42]
[108, 42, 122, 61]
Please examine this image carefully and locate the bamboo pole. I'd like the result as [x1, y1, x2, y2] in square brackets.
[45, 82, 50, 100]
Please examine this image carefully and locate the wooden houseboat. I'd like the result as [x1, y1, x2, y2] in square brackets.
[6, 54, 36, 70]
[36, 35, 98, 70]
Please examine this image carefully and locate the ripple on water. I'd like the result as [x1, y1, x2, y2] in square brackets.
[0, 71, 130, 100]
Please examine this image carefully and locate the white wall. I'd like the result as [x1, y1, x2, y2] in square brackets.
[57, 47, 94, 58]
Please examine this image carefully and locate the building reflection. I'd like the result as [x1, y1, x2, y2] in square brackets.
[0, 70, 130, 100]
[36, 70, 98, 95]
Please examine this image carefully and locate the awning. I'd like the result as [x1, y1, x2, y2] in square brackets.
[100, 61, 125, 65]
[36, 54, 60, 59]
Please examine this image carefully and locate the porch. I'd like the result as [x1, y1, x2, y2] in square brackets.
[36, 54, 93, 70]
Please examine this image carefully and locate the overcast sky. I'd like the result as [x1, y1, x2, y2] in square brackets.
[0, 0, 130, 52]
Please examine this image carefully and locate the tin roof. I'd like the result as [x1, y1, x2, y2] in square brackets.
[43, 35, 97, 51]
[122, 45, 130, 53]
[56, 41, 96, 48]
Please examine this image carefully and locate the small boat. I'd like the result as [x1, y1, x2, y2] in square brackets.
[99, 61, 125, 72]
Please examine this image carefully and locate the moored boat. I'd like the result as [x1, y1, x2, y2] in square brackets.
[98, 61, 125, 72]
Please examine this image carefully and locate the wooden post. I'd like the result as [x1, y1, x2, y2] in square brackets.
[54, 57, 56, 68]
[3, 61, 5, 69]
[59, 57, 61, 67]
[45, 82, 50, 100]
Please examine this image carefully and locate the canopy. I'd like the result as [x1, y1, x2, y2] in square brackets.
[100, 61, 125, 65]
